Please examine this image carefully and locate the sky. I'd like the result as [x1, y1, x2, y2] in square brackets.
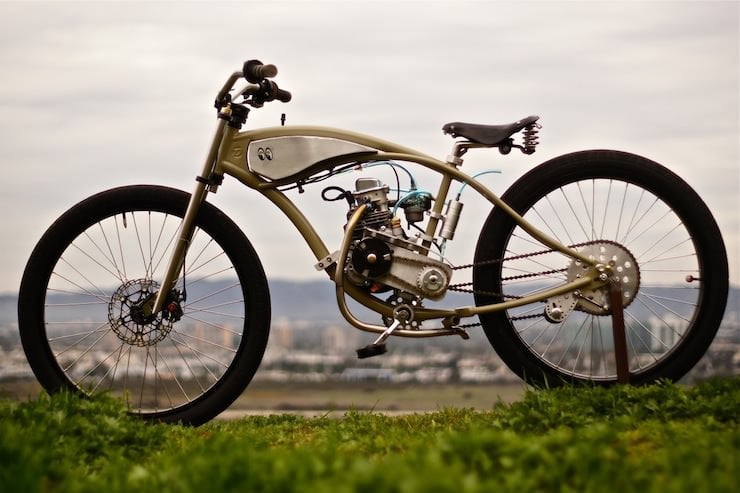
[0, 0, 738, 294]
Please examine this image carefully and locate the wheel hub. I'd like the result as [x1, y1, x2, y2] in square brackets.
[108, 279, 174, 347]
[567, 241, 640, 315]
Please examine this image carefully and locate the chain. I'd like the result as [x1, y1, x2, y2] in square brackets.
[453, 244, 560, 271]
[447, 241, 598, 328]
[449, 268, 567, 295]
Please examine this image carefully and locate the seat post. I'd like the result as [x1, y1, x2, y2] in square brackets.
[446, 141, 487, 167]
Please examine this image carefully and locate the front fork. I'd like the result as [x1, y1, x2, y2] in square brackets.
[152, 118, 232, 314]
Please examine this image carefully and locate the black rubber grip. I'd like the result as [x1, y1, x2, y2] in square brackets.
[275, 88, 292, 103]
[259, 80, 292, 103]
[243, 59, 278, 82]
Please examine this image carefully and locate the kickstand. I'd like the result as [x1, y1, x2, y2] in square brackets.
[356, 319, 401, 359]
[609, 281, 630, 384]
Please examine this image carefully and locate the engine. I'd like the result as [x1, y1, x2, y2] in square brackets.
[343, 177, 452, 300]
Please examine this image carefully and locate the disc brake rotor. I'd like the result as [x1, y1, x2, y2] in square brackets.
[108, 279, 173, 347]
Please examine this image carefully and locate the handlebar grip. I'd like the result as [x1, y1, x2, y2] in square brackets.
[259, 80, 292, 104]
[275, 88, 292, 103]
[243, 59, 278, 83]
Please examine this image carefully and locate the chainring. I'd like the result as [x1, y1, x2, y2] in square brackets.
[567, 240, 640, 315]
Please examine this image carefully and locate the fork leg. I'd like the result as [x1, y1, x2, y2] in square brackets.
[151, 180, 211, 314]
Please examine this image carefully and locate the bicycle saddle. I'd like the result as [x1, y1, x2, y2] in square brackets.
[442, 115, 540, 146]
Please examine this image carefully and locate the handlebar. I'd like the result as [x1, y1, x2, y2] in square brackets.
[243, 60, 278, 82]
[215, 59, 292, 110]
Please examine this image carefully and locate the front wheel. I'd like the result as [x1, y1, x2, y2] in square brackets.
[473, 150, 728, 386]
[18, 185, 271, 425]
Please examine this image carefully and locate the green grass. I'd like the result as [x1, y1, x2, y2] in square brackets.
[1, 378, 738, 492]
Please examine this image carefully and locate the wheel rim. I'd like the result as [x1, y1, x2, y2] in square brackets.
[499, 178, 703, 381]
[43, 209, 246, 415]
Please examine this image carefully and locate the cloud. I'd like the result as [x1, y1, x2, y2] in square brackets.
[0, 0, 737, 291]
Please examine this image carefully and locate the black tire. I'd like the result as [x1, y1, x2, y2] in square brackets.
[473, 150, 728, 386]
[18, 185, 271, 425]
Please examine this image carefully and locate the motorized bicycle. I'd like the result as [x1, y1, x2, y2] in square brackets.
[18, 60, 729, 425]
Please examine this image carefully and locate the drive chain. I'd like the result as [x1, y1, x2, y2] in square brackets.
[448, 241, 597, 326]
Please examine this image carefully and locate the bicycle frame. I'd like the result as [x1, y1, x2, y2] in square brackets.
[17, 59, 729, 425]
[153, 104, 606, 338]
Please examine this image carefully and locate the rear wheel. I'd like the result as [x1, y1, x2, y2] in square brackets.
[473, 150, 728, 385]
[18, 185, 271, 425]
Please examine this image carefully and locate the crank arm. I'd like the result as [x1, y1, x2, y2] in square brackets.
[356, 319, 400, 359]
[371, 319, 402, 346]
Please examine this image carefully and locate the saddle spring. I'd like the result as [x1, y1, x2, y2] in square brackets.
[522, 122, 541, 154]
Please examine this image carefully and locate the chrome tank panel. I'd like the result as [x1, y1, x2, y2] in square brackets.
[247, 136, 377, 180]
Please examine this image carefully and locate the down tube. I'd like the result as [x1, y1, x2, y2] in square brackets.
[219, 162, 332, 261]
[219, 161, 399, 317]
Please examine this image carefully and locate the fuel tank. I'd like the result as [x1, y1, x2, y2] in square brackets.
[246, 136, 377, 180]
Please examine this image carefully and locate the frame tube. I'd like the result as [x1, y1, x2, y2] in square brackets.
[162, 121, 606, 332]
[221, 126, 604, 313]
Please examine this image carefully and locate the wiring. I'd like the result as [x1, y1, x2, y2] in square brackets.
[455, 169, 501, 199]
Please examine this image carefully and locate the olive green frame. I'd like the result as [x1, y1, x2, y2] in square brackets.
[153, 112, 605, 338]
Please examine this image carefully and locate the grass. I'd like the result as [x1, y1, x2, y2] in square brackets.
[0, 377, 737, 492]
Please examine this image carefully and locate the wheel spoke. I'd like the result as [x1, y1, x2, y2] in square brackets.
[473, 151, 726, 385]
[19, 186, 269, 424]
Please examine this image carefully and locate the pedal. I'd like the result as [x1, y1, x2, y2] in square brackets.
[356, 317, 401, 359]
[356, 343, 387, 359]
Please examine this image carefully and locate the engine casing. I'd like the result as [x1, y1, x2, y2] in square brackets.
[348, 229, 452, 300]
[344, 176, 452, 300]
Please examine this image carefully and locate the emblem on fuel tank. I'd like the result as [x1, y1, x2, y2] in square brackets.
[257, 147, 273, 161]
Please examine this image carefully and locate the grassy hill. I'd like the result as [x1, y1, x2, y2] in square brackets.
[1, 377, 737, 492]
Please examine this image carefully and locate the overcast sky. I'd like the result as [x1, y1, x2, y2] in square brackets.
[0, 0, 738, 294]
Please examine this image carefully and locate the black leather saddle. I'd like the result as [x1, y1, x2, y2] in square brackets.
[442, 115, 540, 146]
